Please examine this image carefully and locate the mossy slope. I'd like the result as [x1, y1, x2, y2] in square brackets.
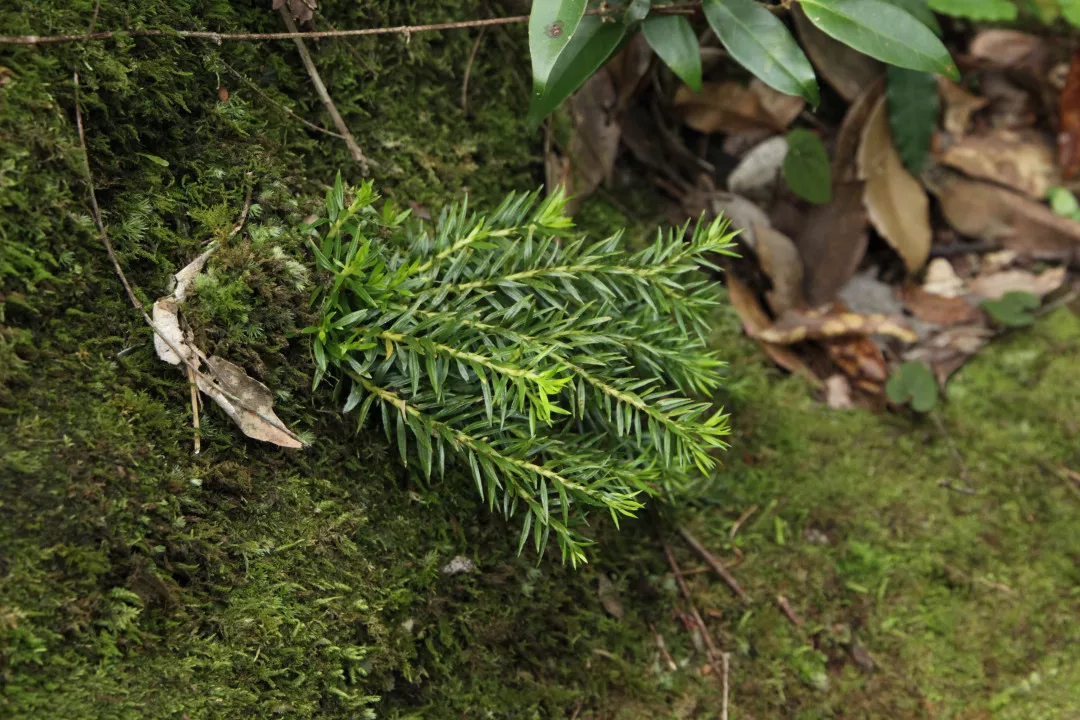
[2, 1, 1079, 718]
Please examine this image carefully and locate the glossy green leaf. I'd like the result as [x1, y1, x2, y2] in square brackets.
[927, 0, 1017, 20]
[886, 361, 938, 412]
[528, 0, 587, 95]
[783, 129, 832, 204]
[527, 16, 628, 129]
[643, 15, 702, 92]
[800, 0, 960, 80]
[626, 0, 652, 23]
[703, 0, 819, 105]
[886, 66, 939, 175]
[883, 0, 942, 34]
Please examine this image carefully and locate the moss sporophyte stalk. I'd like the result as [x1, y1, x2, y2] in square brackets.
[305, 173, 738, 565]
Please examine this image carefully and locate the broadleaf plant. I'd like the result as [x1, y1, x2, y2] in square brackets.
[525, 0, 961, 125]
[305, 173, 737, 566]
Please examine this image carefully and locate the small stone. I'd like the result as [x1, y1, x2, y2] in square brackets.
[441, 555, 475, 576]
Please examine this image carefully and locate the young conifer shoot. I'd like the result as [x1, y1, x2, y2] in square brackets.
[305, 174, 737, 566]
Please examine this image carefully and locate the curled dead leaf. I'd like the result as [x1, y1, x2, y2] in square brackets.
[938, 78, 990, 137]
[968, 266, 1067, 300]
[940, 129, 1059, 200]
[898, 285, 984, 326]
[753, 223, 806, 316]
[969, 30, 1044, 69]
[750, 79, 805, 129]
[675, 82, 785, 135]
[195, 356, 304, 449]
[858, 96, 932, 273]
[924, 167, 1080, 261]
[795, 182, 869, 305]
[756, 307, 917, 345]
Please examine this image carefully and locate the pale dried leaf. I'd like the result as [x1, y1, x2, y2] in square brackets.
[834, 79, 886, 182]
[969, 30, 1043, 69]
[728, 137, 788, 201]
[441, 556, 476, 576]
[597, 573, 623, 620]
[792, 3, 882, 103]
[674, 82, 783, 135]
[172, 244, 218, 302]
[753, 223, 806, 315]
[903, 325, 994, 386]
[152, 298, 191, 365]
[937, 78, 989, 137]
[796, 181, 869, 305]
[758, 308, 917, 344]
[940, 129, 1059, 199]
[982, 250, 1018, 273]
[968, 267, 1067, 300]
[825, 374, 854, 409]
[858, 97, 932, 273]
[924, 168, 1080, 261]
[195, 356, 304, 448]
[922, 257, 966, 298]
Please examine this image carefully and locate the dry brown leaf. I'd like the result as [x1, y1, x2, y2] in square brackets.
[938, 78, 990, 137]
[753, 223, 806, 315]
[858, 96, 932, 273]
[834, 79, 886, 181]
[750, 79, 805, 129]
[153, 246, 218, 365]
[566, 69, 621, 213]
[795, 182, 869, 305]
[725, 272, 822, 386]
[904, 326, 994, 386]
[924, 168, 1080, 261]
[728, 137, 788, 201]
[195, 356, 304, 449]
[757, 307, 917, 344]
[826, 335, 888, 388]
[675, 82, 784, 135]
[825, 375, 854, 409]
[968, 30, 1044, 69]
[792, 4, 882, 103]
[940, 129, 1059, 199]
[898, 285, 984, 326]
[968, 266, 1067, 300]
[1059, 49, 1080, 180]
[597, 573, 623, 621]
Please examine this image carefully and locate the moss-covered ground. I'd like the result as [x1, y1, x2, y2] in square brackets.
[2, 1, 1079, 717]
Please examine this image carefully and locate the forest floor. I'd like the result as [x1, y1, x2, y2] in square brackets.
[2, 2, 1079, 718]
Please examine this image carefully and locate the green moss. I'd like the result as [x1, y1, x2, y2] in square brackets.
[2, 1, 1080, 717]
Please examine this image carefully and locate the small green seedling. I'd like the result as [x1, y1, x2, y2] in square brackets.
[1048, 186, 1080, 221]
[981, 291, 1039, 328]
[886, 360, 938, 413]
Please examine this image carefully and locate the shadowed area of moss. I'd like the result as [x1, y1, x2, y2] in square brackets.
[3, 1, 1080, 718]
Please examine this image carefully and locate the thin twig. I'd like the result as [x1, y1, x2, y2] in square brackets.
[188, 364, 201, 454]
[649, 623, 678, 672]
[86, 0, 102, 37]
[938, 480, 977, 495]
[460, 28, 486, 115]
[662, 541, 726, 681]
[74, 73, 304, 445]
[776, 594, 804, 628]
[721, 651, 730, 720]
[279, 8, 372, 173]
[1, 4, 701, 46]
[678, 526, 751, 602]
[229, 182, 254, 240]
[223, 62, 344, 140]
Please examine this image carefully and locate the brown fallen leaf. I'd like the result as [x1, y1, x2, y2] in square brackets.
[833, 78, 886, 182]
[675, 82, 785, 134]
[195, 356, 304, 449]
[753, 222, 806, 315]
[597, 573, 623, 621]
[938, 79, 990, 137]
[923, 167, 1080, 261]
[726, 272, 823, 386]
[968, 266, 1067, 300]
[980, 72, 1037, 130]
[792, 4, 882, 103]
[969, 30, 1043, 69]
[859, 96, 932, 273]
[756, 307, 917, 344]
[827, 335, 888, 392]
[795, 182, 869, 305]
[566, 68, 621, 213]
[750, 79, 805, 129]
[1059, 48, 1080, 180]
[904, 325, 994, 386]
[898, 285, 984, 326]
[940, 129, 1059, 199]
